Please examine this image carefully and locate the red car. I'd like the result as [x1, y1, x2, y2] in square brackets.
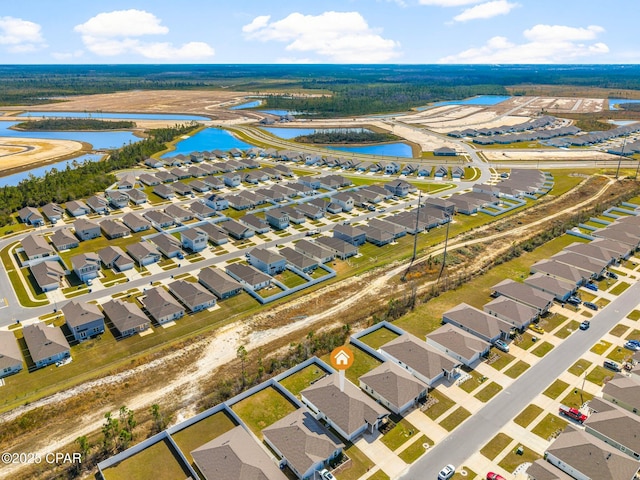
[487, 473, 506, 480]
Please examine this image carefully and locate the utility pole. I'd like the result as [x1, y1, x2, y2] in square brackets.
[438, 213, 451, 281]
[401, 190, 422, 281]
[615, 135, 627, 180]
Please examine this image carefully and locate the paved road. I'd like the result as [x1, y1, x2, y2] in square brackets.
[400, 280, 640, 479]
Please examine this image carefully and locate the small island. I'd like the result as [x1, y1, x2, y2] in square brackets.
[294, 128, 400, 144]
[12, 118, 136, 131]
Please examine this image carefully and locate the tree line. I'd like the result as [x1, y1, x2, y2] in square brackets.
[13, 118, 135, 131]
[294, 129, 398, 144]
[0, 123, 198, 227]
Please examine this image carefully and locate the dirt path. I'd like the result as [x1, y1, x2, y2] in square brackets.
[0, 176, 616, 479]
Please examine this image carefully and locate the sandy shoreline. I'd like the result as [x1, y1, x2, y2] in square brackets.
[0, 137, 87, 177]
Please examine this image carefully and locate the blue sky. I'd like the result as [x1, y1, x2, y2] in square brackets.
[0, 1, 637, 64]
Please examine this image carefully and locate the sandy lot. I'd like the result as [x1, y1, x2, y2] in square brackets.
[482, 149, 617, 161]
[0, 137, 84, 174]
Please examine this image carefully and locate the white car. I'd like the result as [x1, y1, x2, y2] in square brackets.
[438, 464, 455, 480]
[319, 468, 336, 480]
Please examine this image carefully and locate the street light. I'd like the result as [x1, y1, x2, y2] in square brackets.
[615, 135, 627, 180]
[575, 365, 587, 406]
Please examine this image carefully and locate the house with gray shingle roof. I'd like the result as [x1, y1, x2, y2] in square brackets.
[65, 200, 91, 217]
[143, 210, 174, 228]
[21, 233, 53, 261]
[18, 206, 44, 226]
[180, 227, 208, 252]
[49, 228, 79, 251]
[62, 300, 104, 342]
[98, 246, 134, 271]
[141, 287, 184, 324]
[524, 272, 575, 303]
[426, 323, 491, 366]
[126, 241, 161, 266]
[102, 299, 150, 338]
[168, 280, 216, 312]
[443, 303, 513, 342]
[248, 248, 286, 275]
[602, 374, 640, 416]
[280, 247, 318, 273]
[0, 331, 23, 378]
[41, 202, 64, 223]
[359, 361, 428, 415]
[71, 253, 100, 283]
[99, 219, 130, 239]
[74, 218, 101, 241]
[225, 263, 271, 291]
[483, 296, 538, 330]
[23, 323, 70, 369]
[30, 260, 64, 292]
[198, 267, 243, 299]
[122, 212, 151, 232]
[584, 398, 640, 459]
[263, 409, 344, 480]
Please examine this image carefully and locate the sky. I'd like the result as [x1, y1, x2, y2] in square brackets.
[0, 0, 637, 64]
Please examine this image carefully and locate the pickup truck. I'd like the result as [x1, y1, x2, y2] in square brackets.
[559, 405, 587, 423]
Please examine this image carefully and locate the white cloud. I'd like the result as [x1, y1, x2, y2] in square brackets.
[0, 16, 46, 53]
[439, 24, 609, 63]
[74, 9, 214, 61]
[419, 0, 482, 6]
[74, 10, 168, 37]
[453, 1, 518, 22]
[242, 11, 400, 63]
[51, 50, 84, 61]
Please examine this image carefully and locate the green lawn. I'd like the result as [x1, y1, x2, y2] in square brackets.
[480, 433, 513, 461]
[424, 389, 456, 420]
[540, 313, 568, 332]
[488, 351, 516, 371]
[628, 310, 640, 321]
[102, 439, 192, 480]
[320, 345, 382, 384]
[560, 389, 594, 409]
[397, 435, 432, 464]
[339, 443, 375, 480]
[458, 369, 484, 393]
[358, 327, 401, 350]
[585, 365, 614, 386]
[275, 269, 307, 289]
[607, 346, 633, 364]
[531, 341, 554, 357]
[367, 471, 391, 480]
[504, 360, 530, 379]
[626, 329, 640, 341]
[610, 282, 631, 296]
[531, 413, 568, 441]
[171, 411, 237, 464]
[279, 364, 328, 398]
[568, 359, 592, 377]
[590, 340, 612, 355]
[380, 417, 418, 451]
[440, 407, 471, 432]
[452, 467, 477, 480]
[515, 332, 537, 350]
[498, 445, 541, 473]
[513, 404, 543, 428]
[230, 386, 298, 439]
[555, 320, 581, 339]
[609, 324, 630, 337]
[474, 382, 503, 402]
[543, 379, 570, 400]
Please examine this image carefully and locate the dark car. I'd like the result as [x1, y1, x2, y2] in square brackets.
[580, 321, 590, 330]
[567, 297, 581, 306]
[607, 271, 618, 279]
[583, 301, 598, 311]
[584, 282, 598, 292]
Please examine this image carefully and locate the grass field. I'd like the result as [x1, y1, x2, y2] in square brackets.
[340, 443, 375, 480]
[498, 445, 541, 473]
[513, 404, 543, 428]
[590, 340, 611, 355]
[555, 320, 580, 339]
[279, 364, 328, 398]
[102, 439, 192, 480]
[380, 416, 418, 451]
[543, 379, 570, 400]
[458, 369, 484, 393]
[171, 410, 237, 464]
[440, 407, 471, 432]
[358, 327, 400, 350]
[560, 389, 594, 409]
[397, 435, 431, 464]
[609, 324, 630, 337]
[568, 359, 592, 377]
[628, 310, 640, 321]
[504, 360, 530, 379]
[474, 382, 503, 402]
[424, 389, 456, 420]
[531, 341, 554, 358]
[230, 386, 297, 439]
[531, 413, 568, 441]
[480, 433, 513, 460]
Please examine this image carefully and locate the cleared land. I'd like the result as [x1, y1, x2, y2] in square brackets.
[0, 137, 85, 175]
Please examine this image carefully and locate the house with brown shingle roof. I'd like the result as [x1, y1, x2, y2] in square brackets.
[426, 323, 491, 366]
[50, 228, 79, 252]
[102, 299, 150, 338]
[23, 323, 70, 369]
[585, 398, 640, 459]
[359, 361, 428, 415]
[0, 331, 23, 378]
[443, 303, 513, 343]
[141, 287, 184, 324]
[168, 280, 216, 312]
[21, 233, 53, 261]
[602, 374, 640, 416]
[30, 260, 64, 292]
[62, 300, 104, 342]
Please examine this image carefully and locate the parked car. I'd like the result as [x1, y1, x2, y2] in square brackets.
[580, 321, 590, 330]
[487, 473, 506, 480]
[604, 360, 622, 372]
[583, 301, 598, 311]
[438, 464, 456, 480]
[567, 296, 581, 305]
[628, 339, 640, 347]
[529, 323, 545, 334]
[607, 271, 619, 279]
[319, 469, 336, 480]
[494, 339, 510, 353]
[624, 341, 640, 351]
[367, 205, 376, 211]
[584, 282, 598, 292]
[378, 207, 386, 212]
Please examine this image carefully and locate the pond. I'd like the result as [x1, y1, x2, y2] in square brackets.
[0, 121, 140, 150]
[417, 95, 512, 110]
[327, 143, 413, 158]
[0, 153, 103, 187]
[262, 127, 373, 140]
[609, 99, 640, 110]
[230, 100, 262, 110]
[15, 111, 210, 121]
[607, 120, 639, 126]
[162, 128, 253, 157]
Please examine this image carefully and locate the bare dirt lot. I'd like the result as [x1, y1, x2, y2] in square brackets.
[0, 137, 85, 175]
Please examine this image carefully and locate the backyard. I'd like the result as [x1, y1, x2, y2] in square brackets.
[231, 386, 298, 439]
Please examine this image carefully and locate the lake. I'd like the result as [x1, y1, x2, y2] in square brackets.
[230, 100, 262, 110]
[327, 143, 413, 158]
[262, 127, 373, 139]
[16, 111, 210, 121]
[162, 128, 253, 157]
[609, 99, 640, 110]
[608, 120, 639, 126]
[0, 121, 140, 149]
[0, 153, 103, 187]
[417, 95, 512, 110]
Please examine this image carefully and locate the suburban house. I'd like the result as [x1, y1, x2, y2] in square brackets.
[180, 227, 208, 252]
[295, 239, 334, 264]
[265, 208, 290, 230]
[102, 299, 150, 338]
[491, 279, 555, 314]
[41, 202, 64, 223]
[280, 247, 319, 273]
[71, 253, 101, 283]
[524, 272, 575, 303]
[86, 195, 109, 214]
[74, 218, 101, 241]
[198, 267, 243, 299]
[62, 300, 105, 342]
[0, 331, 23, 378]
[530, 259, 592, 286]
[544, 425, 640, 480]
[222, 172, 241, 187]
[368, 218, 407, 239]
[153, 184, 175, 199]
[141, 287, 185, 325]
[106, 190, 129, 209]
[189, 201, 216, 218]
[425, 324, 491, 367]
[168, 280, 216, 312]
[585, 398, 640, 460]
[65, 200, 91, 217]
[155, 171, 177, 183]
[434, 165, 449, 178]
[550, 251, 608, 279]
[443, 303, 514, 342]
[263, 409, 344, 480]
[301, 374, 389, 442]
[332, 192, 354, 212]
[165, 204, 192, 223]
[379, 333, 461, 386]
[426, 198, 455, 215]
[220, 219, 254, 240]
[602, 374, 640, 416]
[361, 225, 394, 246]
[296, 203, 324, 220]
[49, 228, 79, 251]
[384, 180, 412, 197]
[315, 236, 358, 260]
[122, 212, 151, 232]
[434, 147, 457, 156]
[333, 224, 366, 246]
[18, 206, 44, 226]
[98, 246, 134, 271]
[565, 242, 620, 266]
[359, 361, 428, 415]
[239, 214, 270, 234]
[191, 425, 288, 480]
[169, 168, 190, 180]
[143, 210, 175, 229]
[152, 233, 182, 258]
[197, 222, 229, 245]
[126, 241, 161, 266]
[30, 261, 65, 292]
[144, 158, 164, 168]
[384, 161, 401, 174]
[139, 173, 160, 186]
[117, 173, 136, 189]
[483, 296, 538, 331]
[248, 248, 287, 275]
[172, 181, 193, 197]
[23, 323, 70, 369]
[205, 194, 229, 211]
[124, 188, 147, 205]
[225, 263, 272, 291]
[99, 219, 130, 239]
